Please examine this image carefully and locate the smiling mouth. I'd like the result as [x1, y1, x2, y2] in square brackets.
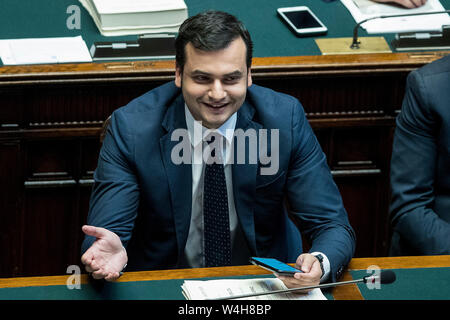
[203, 102, 229, 109]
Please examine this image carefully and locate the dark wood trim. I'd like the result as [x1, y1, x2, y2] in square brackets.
[0, 52, 448, 86]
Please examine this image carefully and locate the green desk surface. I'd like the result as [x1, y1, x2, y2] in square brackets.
[351, 268, 450, 300]
[0, 274, 334, 300]
[0, 268, 449, 300]
[1, 0, 449, 66]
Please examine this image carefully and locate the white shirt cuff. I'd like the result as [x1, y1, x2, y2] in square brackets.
[311, 251, 330, 283]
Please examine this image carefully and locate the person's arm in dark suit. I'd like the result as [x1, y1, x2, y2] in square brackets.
[286, 98, 356, 282]
[81, 109, 140, 279]
[390, 70, 450, 255]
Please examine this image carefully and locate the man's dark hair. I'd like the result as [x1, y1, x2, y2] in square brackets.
[175, 10, 253, 72]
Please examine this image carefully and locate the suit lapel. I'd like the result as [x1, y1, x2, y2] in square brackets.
[232, 101, 261, 256]
[160, 95, 192, 260]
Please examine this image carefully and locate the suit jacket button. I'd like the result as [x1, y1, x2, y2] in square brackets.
[336, 266, 344, 279]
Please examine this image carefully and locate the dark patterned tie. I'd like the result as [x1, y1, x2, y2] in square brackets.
[203, 134, 232, 267]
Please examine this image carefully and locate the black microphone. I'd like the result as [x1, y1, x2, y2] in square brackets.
[351, 10, 450, 49]
[379, 269, 396, 284]
[211, 270, 396, 300]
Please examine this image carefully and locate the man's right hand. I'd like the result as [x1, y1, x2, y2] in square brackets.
[81, 225, 128, 281]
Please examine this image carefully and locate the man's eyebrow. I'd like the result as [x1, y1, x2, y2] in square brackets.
[224, 70, 243, 77]
[190, 70, 212, 76]
[189, 70, 244, 77]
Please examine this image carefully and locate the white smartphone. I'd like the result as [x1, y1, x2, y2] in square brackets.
[277, 6, 328, 37]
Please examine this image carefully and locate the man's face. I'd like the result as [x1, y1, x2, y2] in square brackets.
[175, 37, 252, 129]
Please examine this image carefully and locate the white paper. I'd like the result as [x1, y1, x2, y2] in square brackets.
[341, 0, 450, 33]
[79, 0, 185, 36]
[91, 0, 187, 14]
[92, 26, 181, 37]
[0, 36, 92, 65]
[181, 278, 327, 300]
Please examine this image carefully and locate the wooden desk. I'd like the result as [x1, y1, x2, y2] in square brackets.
[1, 50, 449, 278]
[1, 256, 449, 300]
[1, 0, 450, 278]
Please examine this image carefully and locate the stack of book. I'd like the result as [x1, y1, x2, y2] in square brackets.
[79, 0, 188, 36]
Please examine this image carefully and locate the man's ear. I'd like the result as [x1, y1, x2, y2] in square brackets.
[175, 67, 182, 88]
[247, 68, 252, 87]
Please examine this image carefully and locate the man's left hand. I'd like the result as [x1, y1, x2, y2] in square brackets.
[277, 253, 323, 291]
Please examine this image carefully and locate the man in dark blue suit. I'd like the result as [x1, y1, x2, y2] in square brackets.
[389, 54, 450, 256]
[81, 11, 355, 288]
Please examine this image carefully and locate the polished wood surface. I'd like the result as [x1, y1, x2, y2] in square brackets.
[1, 52, 448, 85]
[1, 256, 448, 300]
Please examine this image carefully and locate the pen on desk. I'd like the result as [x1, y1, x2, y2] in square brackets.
[395, 32, 443, 40]
[96, 43, 140, 49]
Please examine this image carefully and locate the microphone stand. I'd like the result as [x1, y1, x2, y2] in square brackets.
[351, 10, 450, 49]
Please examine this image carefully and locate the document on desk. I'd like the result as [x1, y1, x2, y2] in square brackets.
[341, 0, 450, 33]
[181, 278, 327, 300]
[0, 36, 92, 65]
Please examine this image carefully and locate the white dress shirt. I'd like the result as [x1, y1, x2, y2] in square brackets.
[181, 105, 330, 281]
[182, 104, 251, 267]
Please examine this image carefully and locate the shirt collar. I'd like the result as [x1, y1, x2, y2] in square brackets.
[184, 104, 237, 148]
